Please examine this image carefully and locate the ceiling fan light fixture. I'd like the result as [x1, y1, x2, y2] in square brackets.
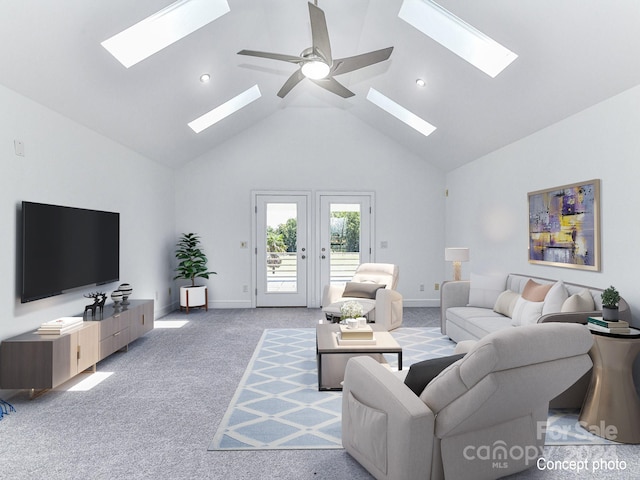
[200, 73, 211, 83]
[301, 60, 330, 80]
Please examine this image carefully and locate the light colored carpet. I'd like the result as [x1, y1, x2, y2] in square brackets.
[210, 327, 614, 451]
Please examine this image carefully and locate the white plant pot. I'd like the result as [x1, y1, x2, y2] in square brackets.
[180, 285, 208, 312]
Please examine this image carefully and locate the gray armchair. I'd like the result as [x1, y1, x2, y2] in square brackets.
[321, 263, 402, 330]
[341, 323, 593, 480]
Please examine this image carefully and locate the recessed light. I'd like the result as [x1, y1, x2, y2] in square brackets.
[416, 78, 426, 87]
[200, 73, 211, 83]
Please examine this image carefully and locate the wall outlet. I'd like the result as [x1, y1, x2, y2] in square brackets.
[434, 283, 440, 291]
[155, 291, 159, 301]
[419, 284, 425, 292]
[242, 285, 248, 293]
[240, 241, 248, 248]
[168, 287, 172, 297]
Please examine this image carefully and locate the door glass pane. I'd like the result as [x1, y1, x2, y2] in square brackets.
[265, 203, 297, 292]
[330, 203, 360, 286]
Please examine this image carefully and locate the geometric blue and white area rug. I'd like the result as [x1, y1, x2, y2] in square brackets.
[209, 327, 613, 450]
[209, 327, 455, 450]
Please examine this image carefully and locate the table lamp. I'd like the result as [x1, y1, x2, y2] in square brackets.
[445, 247, 469, 281]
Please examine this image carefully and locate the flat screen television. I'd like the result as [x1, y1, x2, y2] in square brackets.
[21, 201, 120, 303]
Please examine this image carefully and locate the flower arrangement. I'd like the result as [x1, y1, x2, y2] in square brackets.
[341, 300, 364, 320]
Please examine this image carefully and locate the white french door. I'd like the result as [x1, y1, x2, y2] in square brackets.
[255, 194, 308, 306]
[318, 194, 372, 293]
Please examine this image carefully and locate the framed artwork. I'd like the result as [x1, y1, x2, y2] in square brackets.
[528, 179, 600, 271]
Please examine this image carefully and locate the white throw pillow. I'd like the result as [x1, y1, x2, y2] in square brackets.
[512, 296, 544, 326]
[542, 281, 569, 315]
[467, 273, 507, 309]
[561, 288, 595, 312]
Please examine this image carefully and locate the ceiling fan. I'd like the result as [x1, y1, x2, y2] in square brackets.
[238, 1, 393, 98]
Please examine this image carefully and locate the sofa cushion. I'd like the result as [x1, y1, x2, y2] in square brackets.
[493, 290, 520, 317]
[404, 354, 466, 396]
[511, 297, 544, 326]
[467, 273, 507, 309]
[522, 279, 553, 302]
[542, 281, 569, 315]
[446, 307, 514, 338]
[561, 288, 594, 312]
[342, 282, 386, 299]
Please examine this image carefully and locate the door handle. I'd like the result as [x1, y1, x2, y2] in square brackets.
[301, 255, 306, 259]
[321, 255, 326, 259]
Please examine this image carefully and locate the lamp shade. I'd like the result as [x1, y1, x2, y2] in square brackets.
[445, 247, 469, 262]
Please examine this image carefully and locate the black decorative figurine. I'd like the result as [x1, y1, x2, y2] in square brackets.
[84, 292, 107, 319]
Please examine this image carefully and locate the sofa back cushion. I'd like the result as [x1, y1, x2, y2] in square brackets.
[467, 273, 506, 309]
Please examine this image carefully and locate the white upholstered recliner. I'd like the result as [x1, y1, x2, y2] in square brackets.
[321, 263, 403, 330]
[342, 322, 594, 480]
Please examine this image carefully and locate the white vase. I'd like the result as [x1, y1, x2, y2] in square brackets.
[180, 285, 208, 312]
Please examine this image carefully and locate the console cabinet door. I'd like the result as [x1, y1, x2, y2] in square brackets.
[76, 322, 99, 373]
[130, 300, 155, 339]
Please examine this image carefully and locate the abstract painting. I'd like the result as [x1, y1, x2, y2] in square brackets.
[528, 179, 600, 271]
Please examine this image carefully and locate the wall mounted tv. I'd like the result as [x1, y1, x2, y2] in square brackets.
[21, 201, 120, 303]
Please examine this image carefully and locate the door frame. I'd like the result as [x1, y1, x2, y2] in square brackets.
[314, 191, 375, 308]
[251, 191, 312, 308]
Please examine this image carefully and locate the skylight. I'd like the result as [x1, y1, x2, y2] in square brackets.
[102, 0, 230, 68]
[188, 85, 262, 133]
[398, 0, 517, 78]
[366, 88, 436, 137]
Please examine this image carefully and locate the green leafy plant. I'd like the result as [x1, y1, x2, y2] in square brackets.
[174, 233, 217, 287]
[601, 286, 620, 309]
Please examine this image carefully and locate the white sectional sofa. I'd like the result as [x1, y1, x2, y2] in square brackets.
[441, 273, 631, 343]
[440, 273, 631, 408]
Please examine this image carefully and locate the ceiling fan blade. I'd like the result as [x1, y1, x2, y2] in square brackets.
[238, 49, 303, 64]
[311, 77, 354, 98]
[277, 69, 306, 98]
[308, 2, 332, 65]
[330, 47, 394, 76]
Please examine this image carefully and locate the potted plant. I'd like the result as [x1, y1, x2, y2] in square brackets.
[601, 286, 621, 321]
[174, 233, 216, 312]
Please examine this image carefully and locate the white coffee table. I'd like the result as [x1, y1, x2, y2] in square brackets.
[315, 323, 402, 391]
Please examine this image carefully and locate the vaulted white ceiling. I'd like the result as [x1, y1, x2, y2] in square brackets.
[1, 0, 639, 171]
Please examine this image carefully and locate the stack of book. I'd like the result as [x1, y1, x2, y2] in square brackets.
[36, 317, 84, 335]
[587, 316, 630, 334]
[337, 324, 376, 344]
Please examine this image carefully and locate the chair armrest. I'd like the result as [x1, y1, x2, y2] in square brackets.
[440, 281, 470, 334]
[375, 289, 403, 330]
[342, 356, 435, 480]
[321, 284, 345, 307]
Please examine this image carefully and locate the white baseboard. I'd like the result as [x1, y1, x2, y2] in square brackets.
[403, 298, 440, 308]
[209, 300, 253, 309]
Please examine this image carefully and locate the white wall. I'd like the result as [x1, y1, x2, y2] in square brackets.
[445, 84, 640, 325]
[174, 107, 446, 308]
[0, 84, 176, 349]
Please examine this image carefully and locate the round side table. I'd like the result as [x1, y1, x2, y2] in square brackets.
[579, 325, 640, 444]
